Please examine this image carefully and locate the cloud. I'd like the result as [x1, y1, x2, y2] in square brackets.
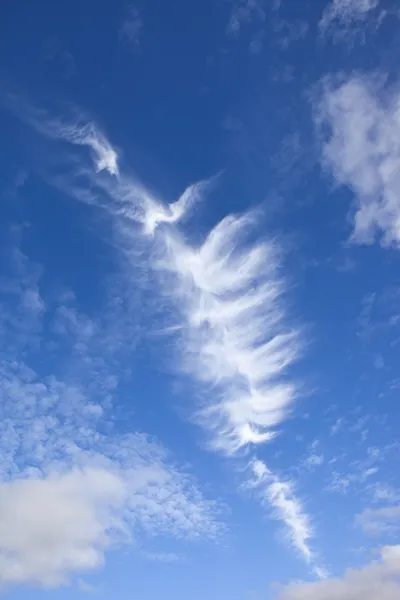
[0, 454, 221, 588]
[314, 75, 400, 247]
[119, 6, 143, 50]
[249, 460, 322, 575]
[58, 112, 314, 566]
[50, 118, 119, 176]
[7, 102, 317, 572]
[0, 468, 125, 587]
[277, 545, 400, 600]
[303, 454, 324, 470]
[3, 94, 119, 176]
[356, 506, 400, 536]
[114, 173, 318, 571]
[142, 178, 210, 236]
[226, 0, 266, 37]
[0, 358, 223, 588]
[147, 209, 301, 455]
[319, 0, 381, 38]
[143, 551, 181, 563]
[0, 233, 223, 588]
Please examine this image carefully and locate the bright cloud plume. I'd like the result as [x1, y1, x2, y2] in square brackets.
[68, 114, 314, 567]
[147, 209, 300, 455]
[250, 460, 321, 573]
[277, 545, 400, 600]
[314, 75, 400, 247]
[137, 179, 318, 569]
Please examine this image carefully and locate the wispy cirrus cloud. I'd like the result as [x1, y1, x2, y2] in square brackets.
[277, 545, 400, 600]
[3, 94, 119, 176]
[135, 166, 321, 570]
[249, 460, 322, 574]
[92, 165, 321, 570]
[148, 209, 300, 456]
[42, 116, 119, 176]
[314, 74, 400, 247]
[8, 99, 320, 573]
[319, 0, 381, 41]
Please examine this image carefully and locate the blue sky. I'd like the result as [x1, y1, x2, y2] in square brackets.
[1, 1, 400, 599]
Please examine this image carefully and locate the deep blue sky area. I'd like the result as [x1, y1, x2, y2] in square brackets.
[1, 1, 400, 599]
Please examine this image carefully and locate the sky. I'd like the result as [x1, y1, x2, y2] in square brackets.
[0, 0, 400, 599]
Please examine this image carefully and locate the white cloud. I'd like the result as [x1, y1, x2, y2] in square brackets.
[7, 103, 317, 572]
[5, 94, 119, 176]
[147, 208, 300, 455]
[277, 545, 400, 600]
[356, 506, 400, 536]
[0, 356, 223, 588]
[314, 75, 400, 247]
[142, 179, 209, 237]
[249, 460, 322, 574]
[0, 468, 125, 587]
[67, 120, 315, 567]
[226, 0, 265, 37]
[319, 0, 380, 36]
[102, 171, 319, 570]
[143, 551, 181, 563]
[119, 6, 143, 50]
[303, 454, 324, 470]
[52, 119, 119, 176]
[0, 235, 223, 588]
[0, 459, 220, 587]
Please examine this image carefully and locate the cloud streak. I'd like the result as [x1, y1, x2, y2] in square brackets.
[3, 93, 119, 176]
[250, 460, 321, 573]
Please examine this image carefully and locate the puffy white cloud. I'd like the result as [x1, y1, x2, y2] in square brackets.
[277, 545, 400, 600]
[0, 356, 223, 588]
[314, 75, 400, 247]
[0, 461, 221, 587]
[0, 468, 125, 587]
